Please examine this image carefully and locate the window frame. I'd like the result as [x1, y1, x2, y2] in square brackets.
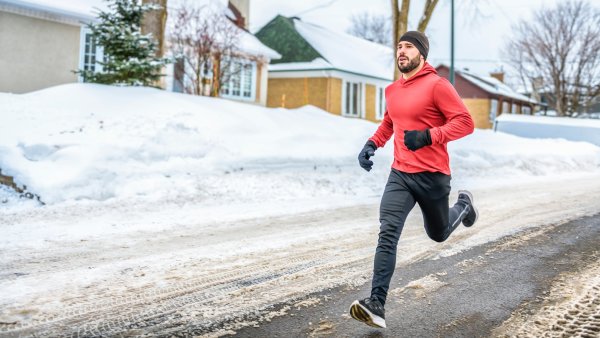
[220, 58, 257, 101]
[375, 86, 386, 120]
[502, 101, 510, 114]
[78, 27, 103, 82]
[489, 98, 498, 123]
[342, 80, 364, 118]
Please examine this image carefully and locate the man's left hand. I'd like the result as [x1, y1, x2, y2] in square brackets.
[404, 129, 432, 151]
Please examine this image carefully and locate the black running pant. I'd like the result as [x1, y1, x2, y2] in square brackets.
[371, 169, 469, 306]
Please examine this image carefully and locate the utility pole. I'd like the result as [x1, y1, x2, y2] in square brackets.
[450, 0, 455, 85]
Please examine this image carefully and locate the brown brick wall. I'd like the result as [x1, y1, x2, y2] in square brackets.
[327, 78, 342, 115]
[463, 98, 492, 129]
[267, 77, 329, 112]
[365, 84, 377, 122]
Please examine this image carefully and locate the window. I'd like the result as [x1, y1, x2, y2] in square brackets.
[83, 33, 97, 72]
[344, 81, 362, 117]
[489, 99, 498, 123]
[78, 28, 103, 82]
[221, 58, 256, 100]
[242, 64, 252, 98]
[522, 106, 532, 115]
[502, 101, 509, 114]
[376, 87, 386, 120]
[511, 103, 518, 114]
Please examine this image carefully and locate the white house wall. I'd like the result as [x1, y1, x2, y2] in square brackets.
[258, 60, 268, 105]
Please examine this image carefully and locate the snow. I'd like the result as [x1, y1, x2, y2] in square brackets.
[2, 0, 106, 18]
[1, 83, 599, 207]
[276, 18, 395, 80]
[269, 57, 334, 71]
[497, 112, 600, 128]
[495, 113, 600, 146]
[1, 83, 600, 334]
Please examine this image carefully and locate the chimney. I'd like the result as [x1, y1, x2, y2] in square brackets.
[228, 0, 250, 30]
[490, 71, 504, 83]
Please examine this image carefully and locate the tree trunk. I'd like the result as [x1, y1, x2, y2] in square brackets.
[212, 55, 221, 97]
[142, 0, 168, 88]
[392, 0, 410, 80]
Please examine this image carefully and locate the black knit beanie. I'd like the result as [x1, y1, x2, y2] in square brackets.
[399, 31, 429, 60]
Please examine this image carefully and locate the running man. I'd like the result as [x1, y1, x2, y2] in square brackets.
[350, 31, 479, 329]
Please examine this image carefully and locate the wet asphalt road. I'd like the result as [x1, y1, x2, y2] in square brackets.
[232, 213, 600, 338]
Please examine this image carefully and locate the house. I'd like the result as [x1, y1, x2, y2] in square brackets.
[255, 15, 393, 122]
[436, 65, 541, 129]
[0, 0, 279, 106]
[0, 0, 103, 93]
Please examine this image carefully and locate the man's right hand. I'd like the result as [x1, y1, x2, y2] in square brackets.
[358, 140, 377, 172]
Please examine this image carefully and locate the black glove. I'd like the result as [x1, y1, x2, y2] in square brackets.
[404, 129, 432, 151]
[358, 140, 377, 172]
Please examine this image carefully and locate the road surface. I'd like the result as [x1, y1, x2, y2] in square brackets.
[0, 174, 599, 337]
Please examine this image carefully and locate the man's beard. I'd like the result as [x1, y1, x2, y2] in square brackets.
[397, 54, 421, 73]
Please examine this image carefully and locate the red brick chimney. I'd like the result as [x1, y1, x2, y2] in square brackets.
[490, 71, 504, 83]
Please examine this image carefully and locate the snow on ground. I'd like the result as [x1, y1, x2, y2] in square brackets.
[1, 83, 599, 207]
[495, 113, 600, 146]
[1, 84, 600, 335]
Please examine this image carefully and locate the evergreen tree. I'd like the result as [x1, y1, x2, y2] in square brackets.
[78, 0, 169, 86]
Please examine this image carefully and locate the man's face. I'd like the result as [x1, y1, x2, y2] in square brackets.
[396, 41, 422, 74]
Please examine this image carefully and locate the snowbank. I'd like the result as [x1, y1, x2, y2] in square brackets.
[1, 84, 599, 205]
[495, 113, 600, 146]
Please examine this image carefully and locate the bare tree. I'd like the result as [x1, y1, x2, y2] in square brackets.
[390, 0, 439, 80]
[346, 12, 392, 46]
[507, 0, 600, 116]
[169, 2, 241, 97]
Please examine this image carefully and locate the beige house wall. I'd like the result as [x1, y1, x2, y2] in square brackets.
[463, 98, 493, 129]
[255, 62, 265, 105]
[0, 11, 81, 93]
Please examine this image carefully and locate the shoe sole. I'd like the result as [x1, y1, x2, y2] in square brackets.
[349, 300, 386, 328]
[458, 190, 478, 227]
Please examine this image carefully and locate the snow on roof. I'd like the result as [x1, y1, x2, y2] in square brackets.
[0, 0, 104, 24]
[274, 18, 394, 81]
[269, 58, 333, 71]
[457, 69, 538, 104]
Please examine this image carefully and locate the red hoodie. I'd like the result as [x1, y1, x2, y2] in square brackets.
[369, 63, 474, 175]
